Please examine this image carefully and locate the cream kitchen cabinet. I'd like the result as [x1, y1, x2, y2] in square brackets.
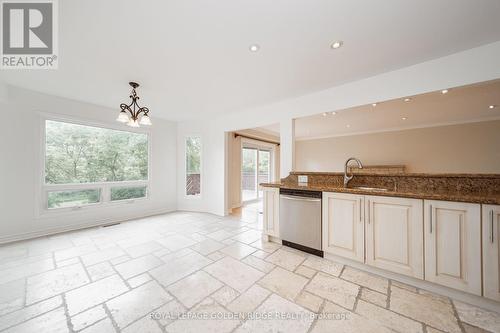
[322, 193, 423, 277]
[483, 204, 500, 301]
[365, 196, 424, 279]
[262, 187, 280, 238]
[424, 200, 481, 295]
[322, 192, 365, 262]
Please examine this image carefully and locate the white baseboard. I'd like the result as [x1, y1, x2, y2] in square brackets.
[324, 253, 500, 313]
[0, 208, 175, 245]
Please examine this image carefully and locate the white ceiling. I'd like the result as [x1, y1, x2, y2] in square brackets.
[270, 80, 500, 140]
[2, 0, 500, 121]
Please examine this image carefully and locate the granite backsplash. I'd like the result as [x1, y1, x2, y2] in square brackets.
[285, 172, 500, 195]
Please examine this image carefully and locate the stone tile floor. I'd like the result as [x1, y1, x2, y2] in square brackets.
[0, 210, 499, 333]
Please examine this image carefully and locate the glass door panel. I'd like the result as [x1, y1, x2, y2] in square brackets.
[258, 150, 271, 199]
[242, 148, 258, 202]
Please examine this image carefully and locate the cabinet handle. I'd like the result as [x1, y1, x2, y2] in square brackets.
[491, 210, 495, 243]
[429, 204, 433, 233]
[367, 200, 370, 224]
[359, 198, 362, 223]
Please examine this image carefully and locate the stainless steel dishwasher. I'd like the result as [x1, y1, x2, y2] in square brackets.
[279, 188, 323, 257]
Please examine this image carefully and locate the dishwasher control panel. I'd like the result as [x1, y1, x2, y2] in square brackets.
[279, 188, 322, 198]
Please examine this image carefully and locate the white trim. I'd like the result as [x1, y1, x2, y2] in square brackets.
[295, 116, 500, 141]
[0, 208, 175, 245]
[37, 113, 152, 217]
[184, 135, 202, 199]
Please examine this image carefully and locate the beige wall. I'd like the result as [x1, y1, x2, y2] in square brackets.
[295, 120, 500, 174]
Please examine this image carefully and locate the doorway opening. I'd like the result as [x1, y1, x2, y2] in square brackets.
[227, 125, 280, 225]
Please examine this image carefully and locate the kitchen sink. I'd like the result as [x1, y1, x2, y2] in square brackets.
[353, 186, 389, 192]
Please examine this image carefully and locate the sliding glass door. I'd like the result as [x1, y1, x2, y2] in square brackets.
[258, 150, 271, 199]
[242, 147, 272, 203]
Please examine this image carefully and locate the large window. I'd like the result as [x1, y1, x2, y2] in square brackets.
[43, 120, 149, 210]
[185, 136, 201, 196]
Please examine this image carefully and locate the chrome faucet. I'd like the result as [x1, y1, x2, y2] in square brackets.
[344, 157, 363, 187]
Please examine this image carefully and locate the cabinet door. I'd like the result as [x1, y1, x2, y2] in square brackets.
[424, 200, 481, 295]
[365, 196, 423, 279]
[322, 192, 364, 262]
[483, 204, 500, 301]
[262, 187, 280, 238]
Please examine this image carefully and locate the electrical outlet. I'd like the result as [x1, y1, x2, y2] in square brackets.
[298, 175, 308, 183]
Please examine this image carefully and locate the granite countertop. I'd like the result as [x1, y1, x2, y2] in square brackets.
[261, 181, 500, 205]
[288, 171, 500, 179]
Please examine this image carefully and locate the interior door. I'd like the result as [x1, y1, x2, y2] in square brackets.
[365, 196, 423, 279]
[424, 200, 481, 295]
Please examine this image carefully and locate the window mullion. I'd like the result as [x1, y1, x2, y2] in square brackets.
[102, 184, 110, 203]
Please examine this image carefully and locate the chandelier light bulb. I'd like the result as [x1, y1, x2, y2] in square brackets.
[116, 111, 129, 123]
[140, 114, 152, 126]
[127, 118, 140, 128]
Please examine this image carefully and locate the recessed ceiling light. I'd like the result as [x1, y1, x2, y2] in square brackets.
[322, 112, 328, 117]
[489, 105, 496, 109]
[441, 89, 449, 94]
[331, 111, 337, 115]
[404, 98, 411, 102]
[402, 117, 408, 120]
[249, 44, 260, 52]
[330, 41, 343, 49]
[372, 103, 377, 107]
[346, 124, 351, 128]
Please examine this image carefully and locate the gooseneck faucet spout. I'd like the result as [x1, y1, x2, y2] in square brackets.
[344, 157, 363, 188]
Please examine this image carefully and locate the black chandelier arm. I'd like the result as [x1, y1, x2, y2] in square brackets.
[120, 103, 133, 114]
[136, 107, 150, 117]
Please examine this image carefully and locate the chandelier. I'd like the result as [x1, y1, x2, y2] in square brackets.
[116, 82, 152, 127]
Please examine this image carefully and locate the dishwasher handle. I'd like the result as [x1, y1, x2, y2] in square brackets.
[280, 195, 321, 203]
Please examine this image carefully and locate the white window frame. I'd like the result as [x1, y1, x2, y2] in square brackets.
[38, 113, 152, 216]
[184, 135, 202, 199]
